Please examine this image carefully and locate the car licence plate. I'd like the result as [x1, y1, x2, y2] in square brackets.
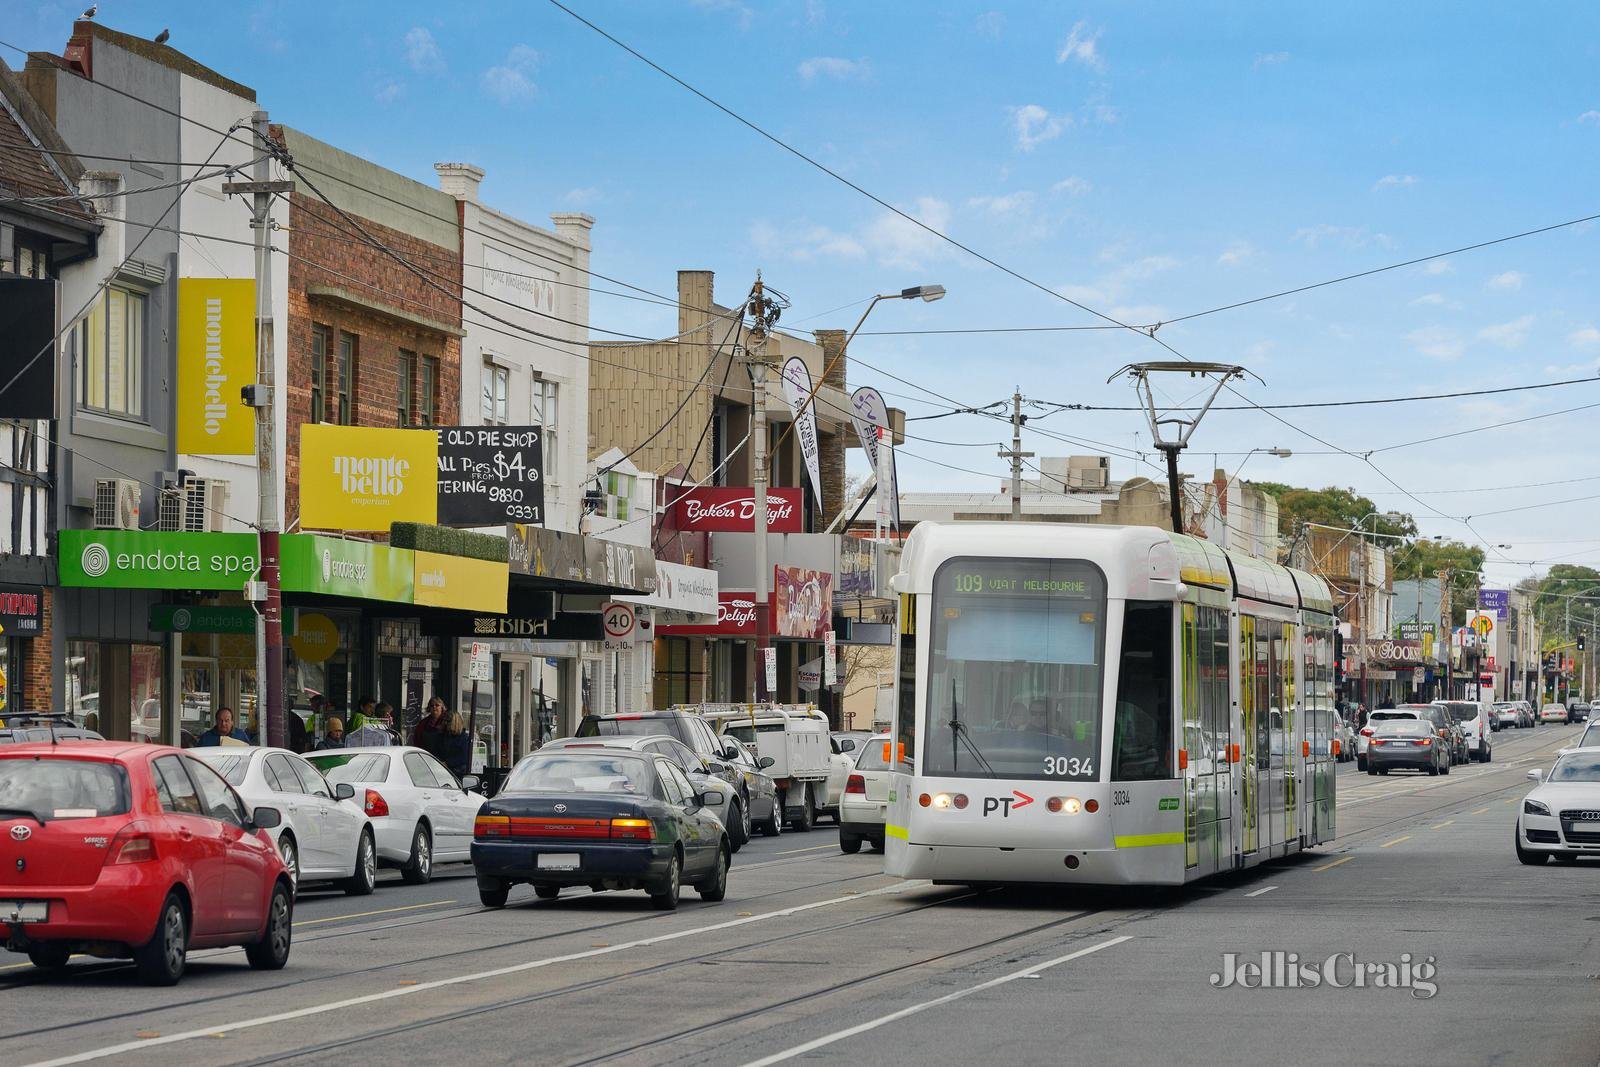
[1, 901, 48, 923]
[536, 853, 580, 871]
[1571, 822, 1600, 835]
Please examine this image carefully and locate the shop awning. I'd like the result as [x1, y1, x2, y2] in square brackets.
[506, 524, 657, 596]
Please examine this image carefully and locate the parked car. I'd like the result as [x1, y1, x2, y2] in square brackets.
[1568, 702, 1591, 725]
[575, 711, 745, 802]
[831, 731, 874, 758]
[306, 747, 484, 885]
[839, 735, 893, 854]
[1366, 718, 1450, 776]
[542, 735, 749, 851]
[1516, 748, 1600, 864]
[1493, 702, 1522, 730]
[1573, 721, 1600, 751]
[1332, 713, 1356, 763]
[1436, 701, 1492, 763]
[472, 747, 730, 910]
[1540, 703, 1570, 725]
[1380, 704, 1459, 764]
[0, 726, 105, 743]
[191, 747, 375, 892]
[705, 706, 836, 831]
[722, 740, 782, 837]
[0, 742, 292, 984]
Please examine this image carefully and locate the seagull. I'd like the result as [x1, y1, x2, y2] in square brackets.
[80, 5, 96, 18]
[154, 28, 170, 44]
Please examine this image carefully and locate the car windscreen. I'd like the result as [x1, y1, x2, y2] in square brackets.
[1579, 724, 1600, 748]
[1548, 753, 1600, 782]
[307, 752, 391, 784]
[504, 754, 652, 795]
[192, 751, 251, 785]
[1443, 704, 1480, 723]
[1374, 720, 1432, 737]
[855, 740, 892, 770]
[1369, 711, 1420, 722]
[0, 757, 130, 820]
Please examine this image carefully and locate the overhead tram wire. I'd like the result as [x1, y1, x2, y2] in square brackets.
[1034, 374, 1600, 413]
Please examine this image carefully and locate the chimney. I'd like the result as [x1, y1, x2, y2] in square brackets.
[434, 162, 485, 203]
[550, 212, 594, 250]
[1213, 468, 1228, 519]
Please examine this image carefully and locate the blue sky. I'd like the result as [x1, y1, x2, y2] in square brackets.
[6, 1, 1599, 583]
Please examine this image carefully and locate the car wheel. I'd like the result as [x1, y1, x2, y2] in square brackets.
[1441, 761, 1451, 775]
[534, 884, 561, 900]
[277, 834, 300, 887]
[479, 878, 511, 908]
[134, 892, 188, 986]
[839, 832, 862, 855]
[792, 784, 815, 833]
[651, 853, 682, 910]
[1515, 825, 1547, 866]
[696, 842, 730, 902]
[401, 823, 433, 885]
[1428, 762, 1440, 776]
[343, 831, 377, 896]
[1356, 756, 1366, 772]
[1378, 768, 1389, 776]
[26, 942, 71, 971]
[1368, 767, 1378, 775]
[246, 881, 293, 971]
[759, 796, 782, 837]
[728, 798, 749, 853]
[1483, 747, 1491, 764]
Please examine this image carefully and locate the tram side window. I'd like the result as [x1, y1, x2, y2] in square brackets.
[1112, 602, 1173, 781]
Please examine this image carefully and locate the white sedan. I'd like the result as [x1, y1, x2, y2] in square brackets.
[1517, 748, 1600, 864]
[306, 746, 485, 885]
[192, 746, 376, 893]
[1540, 703, 1570, 724]
[839, 735, 893, 854]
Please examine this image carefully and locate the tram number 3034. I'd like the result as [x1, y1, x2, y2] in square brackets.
[1042, 756, 1094, 777]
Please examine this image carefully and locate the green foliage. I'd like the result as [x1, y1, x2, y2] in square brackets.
[1532, 565, 1600, 642]
[1267, 485, 1416, 540]
[389, 523, 507, 562]
[1392, 539, 1484, 628]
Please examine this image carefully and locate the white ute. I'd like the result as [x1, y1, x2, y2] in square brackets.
[699, 705, 839, 832]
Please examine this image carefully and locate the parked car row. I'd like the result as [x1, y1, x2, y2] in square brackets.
[1360, 701, 1489, 774]
[1495, 701, 1535, 729]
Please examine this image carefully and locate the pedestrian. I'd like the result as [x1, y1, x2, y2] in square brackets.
[316, 716, 347, 750]
[196, 706, 252, 746]
[348, 695, 377, 732]
[410, 697, 450, 758]
[443, 712, 471, 780]
[347, 702, 397, 748]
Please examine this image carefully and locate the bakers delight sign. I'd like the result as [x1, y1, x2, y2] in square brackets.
[673, 487, 803, 533]
[658, 593, 760, 636]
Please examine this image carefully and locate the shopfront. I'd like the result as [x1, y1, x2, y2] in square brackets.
[0, 584, 45, 718]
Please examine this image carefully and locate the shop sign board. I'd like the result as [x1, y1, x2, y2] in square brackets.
[0, 585, 44, 635]
[436, 425, 544, 526]
[279, 534, 415, 602]
[59, 530, 259, 590]
[299, 425, 439, 531]
[413, 551, 509, 614]
[672, 487, 803, 533]
[657, 594, 759, 637]
[0, 277, 57, 419]
[773, 566, 833, 640]
[420, 613, 604, 640]
[149, 604, 257, 634]
[1477, 588, 1509, 619]
[176, 278, 256, 455]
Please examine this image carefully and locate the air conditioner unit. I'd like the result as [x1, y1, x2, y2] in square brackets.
[188, 478, 229, 532]
[93, 478, 141, 530]
[157, 475, 184, 532]
[1066, 467, 1110, 489]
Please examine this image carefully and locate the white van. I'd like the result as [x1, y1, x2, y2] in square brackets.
[1436, 699, 1493, 763]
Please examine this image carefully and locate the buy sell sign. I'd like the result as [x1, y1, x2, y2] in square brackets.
[300, 425, 438, 531]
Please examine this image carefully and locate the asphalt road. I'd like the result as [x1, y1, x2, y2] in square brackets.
[4, 721, 1596, 1067]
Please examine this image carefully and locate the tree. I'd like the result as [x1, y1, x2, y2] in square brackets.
[1391, 539, 1484, 628]
[1255, 483, 1416, 540]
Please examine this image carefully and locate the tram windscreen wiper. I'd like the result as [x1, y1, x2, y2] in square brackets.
[948, 681, 996, 775]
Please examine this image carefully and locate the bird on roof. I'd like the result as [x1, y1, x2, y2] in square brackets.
[154, 28, 170, 44]
[80, 5, 96, 18]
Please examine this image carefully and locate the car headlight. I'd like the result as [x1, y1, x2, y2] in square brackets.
[1524, 798, 1551, 817]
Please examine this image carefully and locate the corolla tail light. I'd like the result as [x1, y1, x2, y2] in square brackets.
[609, 817, 655, 841]
[106, 821, 157, 865]
[474, 814, 511, 838]
[364, 789, 390, 818]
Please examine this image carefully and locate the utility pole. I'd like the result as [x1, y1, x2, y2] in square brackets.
[1438, 568, 1453, 701]
[745, 278, 779, 704]
[996, 390, 1032, 520]
[1358, 534, 1368, 711]
[229, 110, 290, 748]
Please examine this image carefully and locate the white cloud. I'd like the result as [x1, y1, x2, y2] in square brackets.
[967, 191, 1037, 217]
[1051, 175, 1091, 196]
[1422, 259, 1453, 275]
[564, 187, 601, 207]
[797, 56, 868, 82]
[1410, 292, 1461, 310]
[482, 45, 539, 105]
[374, 79, 405, 106]
[1478, 314, 1535, 348]
[1109, 304, 1167, 324]
[405, 27, 443, 73]
[1292, 224, 1394, 249]
[1217, 241, 1257, 267]
[1244, 339, 1276, 362]
[975, 11, 1005, 39]
[1056, 21, 1104, 70]
[1253, 51, 1290, 68]
[690, 0, 753, 32]
[1011, 104, 1069, 151]
[750, 220, 866, 262]
[1408, 326, 1465, 361]
[1486, 270, 1524, 291]
[1569, 326, 1600, 347]
[805, 0, 825, 26]
[863, 197, 952, 269]
[1058, 253, 1179, 313]
[1579, 110, 1600, 125]
[1374, 174, 1418, 189]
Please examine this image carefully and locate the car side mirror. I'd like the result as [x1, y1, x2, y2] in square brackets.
[1527, 769, 1544, 782]
[252, 805, 282, 830]
[461, 774, 481, 792]
[334, 782, 355, 801]
[722, 743, 742, 760]
[758, 756, 775, 770]
[698, 789, 725, 808]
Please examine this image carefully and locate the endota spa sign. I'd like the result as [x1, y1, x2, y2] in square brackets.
[300, 425, 439, 531]
[59, 530, 260, 590]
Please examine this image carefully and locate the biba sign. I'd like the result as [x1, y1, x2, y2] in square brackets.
[177, 279, 256, 455]
[658, 593, 760, 637]
[300, 425, 438, 531]
[672, 487, 803, 533]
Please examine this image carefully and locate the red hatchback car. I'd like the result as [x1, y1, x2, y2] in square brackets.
[0, 742, 294, 984]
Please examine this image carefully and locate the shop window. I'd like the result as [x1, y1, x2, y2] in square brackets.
[482, 361, 509, 425]
[398, 350, 416, 425]
[419, 355, 439, 427]
[654, 637, 702, 707]
[310, 324, 330, 422]
[532, 378, 558, 486]
[335, 331, 357, 425]
[74, 285, 146, 418]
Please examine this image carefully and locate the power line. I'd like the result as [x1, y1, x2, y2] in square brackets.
[1037, 374, 1600, 412]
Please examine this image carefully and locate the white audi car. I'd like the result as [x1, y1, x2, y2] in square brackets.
[1516, 748, 1600, 864]
[307, 746, 485, 884]
[192, 746, 376, 893]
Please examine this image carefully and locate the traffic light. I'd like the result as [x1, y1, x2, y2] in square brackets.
[1581, 634, 1588, 651]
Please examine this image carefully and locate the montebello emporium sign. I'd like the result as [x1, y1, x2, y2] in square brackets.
[59, 530, 260, 591]
[672, 487, 803, 533]
[300, 425, 438, 532]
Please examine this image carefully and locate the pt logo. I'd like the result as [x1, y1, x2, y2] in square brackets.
[982, 791, 1034, 817]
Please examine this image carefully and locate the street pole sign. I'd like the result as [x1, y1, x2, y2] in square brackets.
[602, 601, 637, 651]
[468, 642, 494, 682]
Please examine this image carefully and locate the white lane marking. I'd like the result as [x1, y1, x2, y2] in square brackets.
[1244, 885, 1278, 898]
[298, 900, 457, 927]
[739, 934, 1132, 1067]
[1312, 856, 1353, 872]
[771, 845, 838, 857]
[24, 881, 927, 1067]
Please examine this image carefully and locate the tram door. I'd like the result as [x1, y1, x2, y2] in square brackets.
[1237, 614, 1258, 856]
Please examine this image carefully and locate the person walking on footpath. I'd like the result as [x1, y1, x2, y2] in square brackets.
[197, 706, 252, 746]
[410, 697, 450, 759]
[316, 717, 347, 750]
[443, 712, 472, 781]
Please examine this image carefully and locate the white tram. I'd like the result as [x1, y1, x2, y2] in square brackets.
[882, 522, 1338, 887]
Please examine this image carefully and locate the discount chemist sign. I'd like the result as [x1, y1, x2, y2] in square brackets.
[59, 530, 259, 590]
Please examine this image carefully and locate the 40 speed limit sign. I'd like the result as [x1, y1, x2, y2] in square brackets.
[602, 601, 637, 651]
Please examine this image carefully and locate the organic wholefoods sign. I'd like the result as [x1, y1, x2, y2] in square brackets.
[59, 530, 259, 590]
[279, 534, 415, 603]
[299, 425, 438, 531]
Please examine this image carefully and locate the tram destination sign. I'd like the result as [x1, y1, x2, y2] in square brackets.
[941, 561, 1099, 598]
[436, 426, 545, 527]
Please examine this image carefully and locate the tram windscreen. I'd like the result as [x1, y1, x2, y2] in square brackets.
[924, 558, 1106, 781]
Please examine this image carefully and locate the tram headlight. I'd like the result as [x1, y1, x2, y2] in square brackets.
[932, 793, 952, 809]
[1046, 796, 1083, 814]
[1062, 797, 1082, 815]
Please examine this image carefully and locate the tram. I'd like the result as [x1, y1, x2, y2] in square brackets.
[882, 522, 1338, 887]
